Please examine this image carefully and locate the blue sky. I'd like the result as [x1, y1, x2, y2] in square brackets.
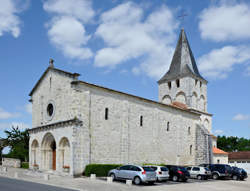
[0, 0, 250, 144]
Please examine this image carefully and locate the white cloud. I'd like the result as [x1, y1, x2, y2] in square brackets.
[233, 114, 250, 121]
[199, 2, 250, 42]
[94, 2, 179, 79]
[0, 108, 20, 119]
[245, 66, 250, 76]
[214, 129, 224, 135]
[25, 103, 32, 114]
[0, 122, 30, 131]
[43, 0, 94, 60]
[198, 46, 250, 79]
[0, 0, 29, 38]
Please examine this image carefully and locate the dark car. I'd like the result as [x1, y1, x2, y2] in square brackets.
[231, 166, 248, 180]
[165, 165, 190, 182]
[199, 164, 232, 180]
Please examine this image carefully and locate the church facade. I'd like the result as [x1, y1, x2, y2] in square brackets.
[28, 29, 213, 176]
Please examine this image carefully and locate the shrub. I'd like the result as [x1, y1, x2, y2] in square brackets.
[21, 162, 29, 169]
[143, 163, 166, 166]
[84, 164, 122, 177]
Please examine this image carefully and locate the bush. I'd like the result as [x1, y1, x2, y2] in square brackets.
[21, 162, 29, 169]
[143, 163, 166, 166]
[84, 164, 122, 177]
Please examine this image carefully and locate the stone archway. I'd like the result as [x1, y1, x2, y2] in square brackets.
[31, 139, 39, 166]
[41, 133, 56, 170]
[58, 137, 70, 172]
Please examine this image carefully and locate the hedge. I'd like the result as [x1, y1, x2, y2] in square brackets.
[21, 162, 29, 169]
[84, 164, 122, 177]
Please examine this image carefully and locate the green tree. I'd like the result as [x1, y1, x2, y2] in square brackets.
[4, 126, 29, 162]
[217, 136, 250, 152]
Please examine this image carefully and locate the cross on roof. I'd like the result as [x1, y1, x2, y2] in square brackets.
[178, 10, 188, 26]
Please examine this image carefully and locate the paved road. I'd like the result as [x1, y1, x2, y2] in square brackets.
[0, 177, 77, 191]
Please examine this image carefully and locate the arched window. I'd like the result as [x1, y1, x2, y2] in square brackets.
[167, 122, 170, 131]
[188, 127, 191, 135]
[105, 108, 108, 120]
[140, 116, 143, 127]
[190, 145, 192, 155]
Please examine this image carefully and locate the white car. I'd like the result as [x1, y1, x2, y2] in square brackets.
[145, 166, 169, 181]
[186, 166, 211, 180]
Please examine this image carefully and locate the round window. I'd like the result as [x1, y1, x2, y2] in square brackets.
[47, 103, 54, 117]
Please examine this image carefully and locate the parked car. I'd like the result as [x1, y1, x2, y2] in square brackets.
[145, 166, 169, 182]
[199, 164, 232, 180]
[186, 166, 211, 180]
[108, 165, 156, 185]
[231, 166, 248, 180]
[165, 165, 190, 182]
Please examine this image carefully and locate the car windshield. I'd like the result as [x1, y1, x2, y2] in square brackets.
[205, 168, 210, 171]
[142, 167, 155, 172]
[178, 167, 187, 171]
[161, 167, 168, 171]
[225, 165, 232, 171]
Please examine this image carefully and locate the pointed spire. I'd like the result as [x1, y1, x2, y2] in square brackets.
[158, 29, 206, 83]
[49, 58, 54, 68]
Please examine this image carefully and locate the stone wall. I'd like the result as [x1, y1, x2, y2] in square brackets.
[77, 83, 201, 166]
[2, 158, 21, 168]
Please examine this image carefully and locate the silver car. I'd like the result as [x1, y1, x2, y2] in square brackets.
[108, 165, 156, 185]
[187, 166, 211, 180]
[145, 166, 169, 181]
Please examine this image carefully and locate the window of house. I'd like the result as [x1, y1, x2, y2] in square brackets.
[195, 79, 198, 86]
[168, 81, 171, 89]
[49, 77, 52, 89]
[188, 127, 191, 135]
[167, 122, 170, 131]
[176, 79, 180, 88]
[217, 159, 220, 164]
[140, 116, 143, 127]
[190, 145, 192, 155]
[105, 108, 108, 120]
[200, 81, 202, 88]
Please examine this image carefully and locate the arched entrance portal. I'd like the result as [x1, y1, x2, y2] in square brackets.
[59, 137, 70, 172]
[41, 133, 56, 170]
[31, 139, 39, 166]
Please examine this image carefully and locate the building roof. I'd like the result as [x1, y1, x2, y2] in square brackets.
[158, 29, 207, 84]
[29, 65, 80, 96]
[171, 101, 188, 110]
[213, 147, 228, 155]
[228, 151, 250, 160]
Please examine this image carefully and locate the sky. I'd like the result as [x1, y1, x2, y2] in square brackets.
[0, 0, 250, 146]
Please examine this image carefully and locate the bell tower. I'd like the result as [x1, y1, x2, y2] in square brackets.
[158, 29, 208, 112]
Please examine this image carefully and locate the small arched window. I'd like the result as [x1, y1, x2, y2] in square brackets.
[105, 108, 108, 120]
[190, 145, 192, 155]
[140, 116, 143, 127]
[167, 122, 170, 131]
[176, 79, 180, 88]
[188, 127, 191, 135]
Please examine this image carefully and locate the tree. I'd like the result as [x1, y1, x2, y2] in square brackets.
[4, 126, 29, 162]
[217, 136, 250, 152]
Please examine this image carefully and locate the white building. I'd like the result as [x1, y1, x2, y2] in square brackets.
[28, 29, 213, 176]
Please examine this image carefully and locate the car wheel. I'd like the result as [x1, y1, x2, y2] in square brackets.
[173, 175, 179, 182]
[110, 173, 116, 181]
[197, 175, 202, 180]
[232, 175, 238, 180]
[212, 173, 219, 180]
[134, 176, 141, 185]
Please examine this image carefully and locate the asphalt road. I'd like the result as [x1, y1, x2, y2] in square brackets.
[0, 177, 77, 191]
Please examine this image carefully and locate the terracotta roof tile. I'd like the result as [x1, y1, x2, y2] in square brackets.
[213, 147, 228, 155]
[228, 151, 250, 160]
[171, 101, 188, 110]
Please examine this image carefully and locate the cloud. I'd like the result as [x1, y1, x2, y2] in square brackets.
[233, 114, 250, 121]
[214, 129, 223, 135]
[94, 2, 179, 79]
[0, 108, 20, 119]
[198, 46, 250, 79]
[43, 0, 94, 60]
[199, 2, 250, 42]
[0, 122, 30, 131]
[25, 103, 32, 114]
[0, 0, 29, 38]
[245, 66, 250, 76]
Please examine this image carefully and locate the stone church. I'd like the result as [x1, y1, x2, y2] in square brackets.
[28, 29, 213, 176]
